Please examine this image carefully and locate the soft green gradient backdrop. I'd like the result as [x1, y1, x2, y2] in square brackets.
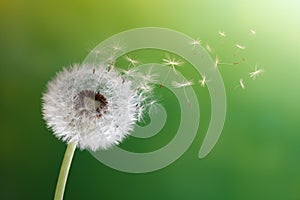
[0, 0, 299, 199]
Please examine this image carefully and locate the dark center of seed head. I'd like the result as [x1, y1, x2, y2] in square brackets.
[74, 90, 108, 118]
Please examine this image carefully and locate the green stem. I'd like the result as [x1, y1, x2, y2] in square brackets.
[54, 142, 76, 200]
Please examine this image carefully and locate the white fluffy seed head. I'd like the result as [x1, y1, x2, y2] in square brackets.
[42, 64, 152, 151]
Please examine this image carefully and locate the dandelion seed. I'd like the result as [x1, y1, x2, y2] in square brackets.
[162, 56, 183, 68]
[190, 39, 201, 48]
[199, 75, 209, 87]
[218, 31, 226, 37]
[239, 79, 245, 89]
[235, 44, 246, 50]
[107, 60, 116, 71]
[162, 56, 183, 75]
[249, 65, 264, 80]
[159, 66, 172, 88]
[250, 29, 256, 35]
[206, 44, 212, 53]
[172, 80, 193, 105]
[111, 44, 123, 51]
[125, 55, 139, 67]
[215, 56, 219, 68]
[214, 55, 234, 67]
[172, 80, 193, 88]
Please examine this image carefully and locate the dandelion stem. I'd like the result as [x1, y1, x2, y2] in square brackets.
[54, 142, 76, 200]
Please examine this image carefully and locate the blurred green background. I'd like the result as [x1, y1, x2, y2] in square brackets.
[1, 0, 300, 199]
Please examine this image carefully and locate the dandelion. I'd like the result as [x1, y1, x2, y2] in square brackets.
[218, 31, 226, 37]
[42, 63, 152, 200]
[42, 64, 151, 149]
[249, 65, 264, 80]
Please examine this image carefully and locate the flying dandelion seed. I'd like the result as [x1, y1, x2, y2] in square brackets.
[249, 65, 264, 80]
[235, 44, 246, 50]
[162, 56, 183, 68]
[206, 44, 212, 53]
[172, 80, 193, 106]
[214, 55, 234, 68]
[250, 29, 256, 35]
[161, 56, 184, 87]
[218, 31, 226, 37]
[190, 39, 201, 48]
[172, 80, 194, 88]
[199, 75, 209, 87]
[239, 79, 245, 89]
[215, 56, 219, 68]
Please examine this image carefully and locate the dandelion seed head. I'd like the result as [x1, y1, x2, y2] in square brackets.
[42, 64, 152, 151]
